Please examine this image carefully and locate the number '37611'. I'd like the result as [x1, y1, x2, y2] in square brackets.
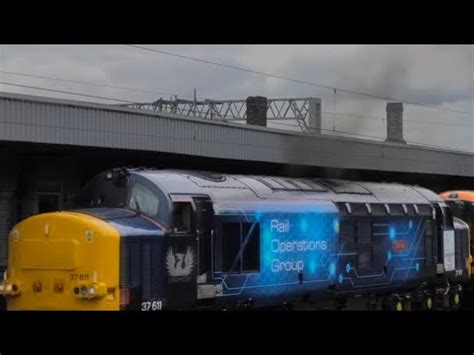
[141, 300, 163, 311]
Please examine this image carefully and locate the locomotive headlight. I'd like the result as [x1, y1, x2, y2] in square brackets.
[2, 282, 20, 296]
[75, 283, 107, 299]
[105, 171, 113, 180]
[80, 286, 88, 296]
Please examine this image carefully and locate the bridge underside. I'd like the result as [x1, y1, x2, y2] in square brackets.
[2, 140, 472, 191]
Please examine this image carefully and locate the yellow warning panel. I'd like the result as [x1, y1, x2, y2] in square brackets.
[4, 211, 120, 310]
[21, 240, 78, 270]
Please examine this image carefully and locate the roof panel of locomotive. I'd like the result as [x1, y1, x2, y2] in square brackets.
[134, 169, 441, 205]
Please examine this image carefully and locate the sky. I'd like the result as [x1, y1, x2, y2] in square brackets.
[0, 45, 473, 152]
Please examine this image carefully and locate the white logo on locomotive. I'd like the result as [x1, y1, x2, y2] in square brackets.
[166, 246, 195, 277]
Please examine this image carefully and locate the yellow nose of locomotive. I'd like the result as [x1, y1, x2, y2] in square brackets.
[2, 212, 120, 310]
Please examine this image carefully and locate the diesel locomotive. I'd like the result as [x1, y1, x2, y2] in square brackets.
[1, 168, 471, 311]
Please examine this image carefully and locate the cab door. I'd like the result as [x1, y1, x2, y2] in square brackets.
[193, 196, 215, 281]
[166, 196, 198, 309]
[165, 195, 215, 309]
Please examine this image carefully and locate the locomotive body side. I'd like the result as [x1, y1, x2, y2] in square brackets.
[1, 169, 469, 310]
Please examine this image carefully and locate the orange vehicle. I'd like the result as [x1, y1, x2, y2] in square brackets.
[440, 191, 474, 203]
[440, 191, 474, 238]
[440, 190, 474, 307]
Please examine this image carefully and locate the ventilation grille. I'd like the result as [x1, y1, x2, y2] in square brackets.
[120, 238, 164, 299]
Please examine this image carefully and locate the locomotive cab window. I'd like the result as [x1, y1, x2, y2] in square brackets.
[128, 183, 160, 217]
[172, 202, 193, 233]
[76, 171, 129, 208]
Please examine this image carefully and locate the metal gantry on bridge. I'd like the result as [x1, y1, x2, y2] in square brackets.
[119, 97, 321, 133]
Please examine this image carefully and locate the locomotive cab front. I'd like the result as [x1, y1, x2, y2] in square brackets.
[2, 168, 219, 310]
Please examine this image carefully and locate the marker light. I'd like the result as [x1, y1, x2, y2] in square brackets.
[54, 282, 64, 294]
[32, 281, 42, 293]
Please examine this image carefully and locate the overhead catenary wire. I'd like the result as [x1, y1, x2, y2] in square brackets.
[322, 111, 474, 127]
[1, 71, 472, 128]
[269, 120, 385, 140]
[0, 81, 472, 154]
[0, 83, 388, 140]
[137, 103, 474, 153]
[0, 70, 198, 100]
[0, 81, 138, 104]
[269, 121, 474, 153]
[127, 44, 474, 117]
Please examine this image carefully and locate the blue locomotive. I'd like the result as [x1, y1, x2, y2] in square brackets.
[2, 168, 470, 310]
